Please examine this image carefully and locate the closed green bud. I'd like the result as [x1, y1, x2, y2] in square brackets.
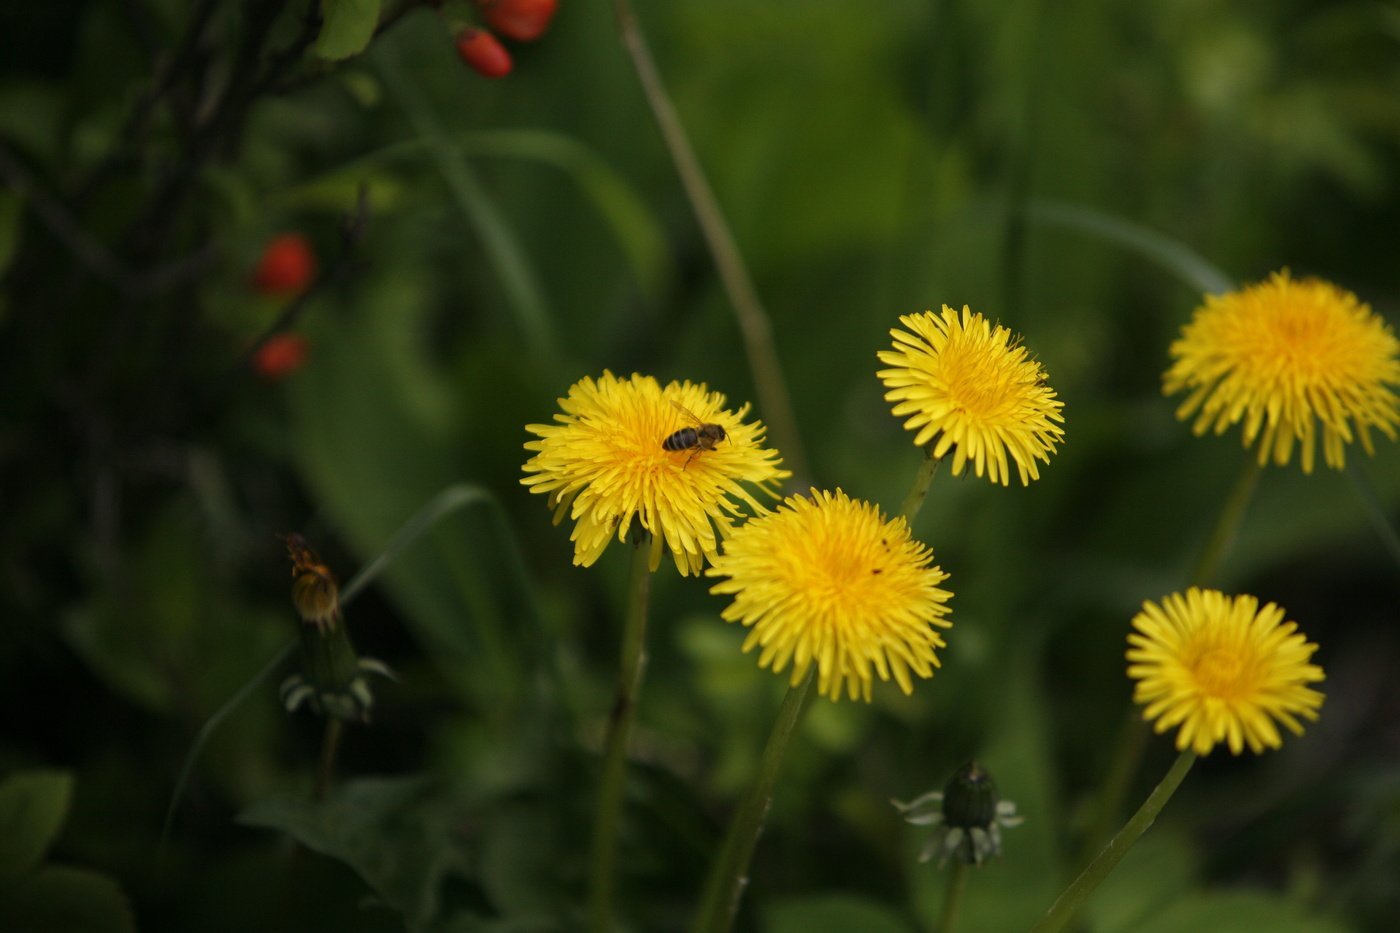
[942, 761, 999, 829]
[893, 760, 1023, 867]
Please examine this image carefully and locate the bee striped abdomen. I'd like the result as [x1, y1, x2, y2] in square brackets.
[663, 427, 700, 451]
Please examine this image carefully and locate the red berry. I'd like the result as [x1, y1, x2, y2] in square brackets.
[456, 28, 513, 78]
[478, 0, 558, 43]
[252, 333, 309, 381]
[251, 233, 317, 296]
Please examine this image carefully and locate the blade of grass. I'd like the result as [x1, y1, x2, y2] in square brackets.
[286, 130, 673, 305]
[610, 0, 810, 484]
[458, 130, 672, 303]
[372, 42, 559, 362]
[1026, 200, 1233, 296]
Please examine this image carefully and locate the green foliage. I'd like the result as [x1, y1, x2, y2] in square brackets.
[763, 894, 915, 933]
[0, 771, 134, 933]
[240, 775, 466, 929]
[316, 0, 384, 62]
[0, 771, 72, 878]
[0, 866, 135, 933]
[3, 0, 1399, 930]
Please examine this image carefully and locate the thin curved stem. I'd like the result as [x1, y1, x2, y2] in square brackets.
[692, 671, 814, 933]
[1189, 456, 1261, 587]
[312, 718, 344, 802]
[609, 0, 809, 484]
[898, 450, 942, 525]
[588, 538, 654, 933]
[1033, 750, 1196, 933]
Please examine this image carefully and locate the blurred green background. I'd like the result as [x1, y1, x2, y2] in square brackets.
[2, 1, 1398, 930]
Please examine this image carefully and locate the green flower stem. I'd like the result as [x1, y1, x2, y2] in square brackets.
[312, 718, 343, 802]
[898, 450, 942, 524]
[1189, 455, 1261, 587]
[937, 860, 970, 933]
[1080, 455, 1258, 856]
[693, 670, 815, 933]
[609, 0, 809, 484]
[589, 537, 654, 933]
[1033, 749, 1196, 933]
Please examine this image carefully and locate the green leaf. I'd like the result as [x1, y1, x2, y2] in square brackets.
[450, 130, 673, 303]
[314, 0, 382, 62]
[0, 771, 73, 879]
[238, 775, 469, 929]
[0, 865, 135, 933]
[763, 894, 915, 933]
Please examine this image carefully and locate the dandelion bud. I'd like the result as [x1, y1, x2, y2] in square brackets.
[941, 761, 1000, 829]
[277, 534, 395, 722]
[893, 761, 1023, 867]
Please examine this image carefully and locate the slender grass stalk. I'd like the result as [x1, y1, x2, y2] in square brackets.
[898, 450, 942, 525]
[1344, 459, 1400, 574]
[937, 861, 970, 933]
[374, 42, 558, 363]
[312, 718, 344, 802]
[1079, 454, 1259, 858]
[609, 0, 809, 484]
[1033, 750, 1196, 933]
[588, 536, 654, 933]
[1189, 456, 1262, 587]
[692, 670, 814, 933]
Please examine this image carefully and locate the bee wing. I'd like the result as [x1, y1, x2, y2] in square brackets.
[669, 399, 706, 427]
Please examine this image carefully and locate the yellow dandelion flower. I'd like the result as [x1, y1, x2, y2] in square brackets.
[1164, 270, 1400, 473]
[706, 488, 953, 702]
[877, 305, 1066, 486]
[1127, 588, 1325, 756]
[522, 371, 789, 575]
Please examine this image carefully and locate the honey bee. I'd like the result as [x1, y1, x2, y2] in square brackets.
[662, 400, 727, 468]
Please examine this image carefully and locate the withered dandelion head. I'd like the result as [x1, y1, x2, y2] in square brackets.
[706, 488, 953, 702]
[1164, 270, 1400, 473]
[877, 305, 1066, 486]
[1127, 588, 1325, 756]
[280, 533, 341, 631]
[521, 371, 789, 575]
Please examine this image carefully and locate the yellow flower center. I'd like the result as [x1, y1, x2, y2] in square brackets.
[945, 355, 1006, 418]
[1190, 646, 1254, 700]
[1250, 298, 1352, 384]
